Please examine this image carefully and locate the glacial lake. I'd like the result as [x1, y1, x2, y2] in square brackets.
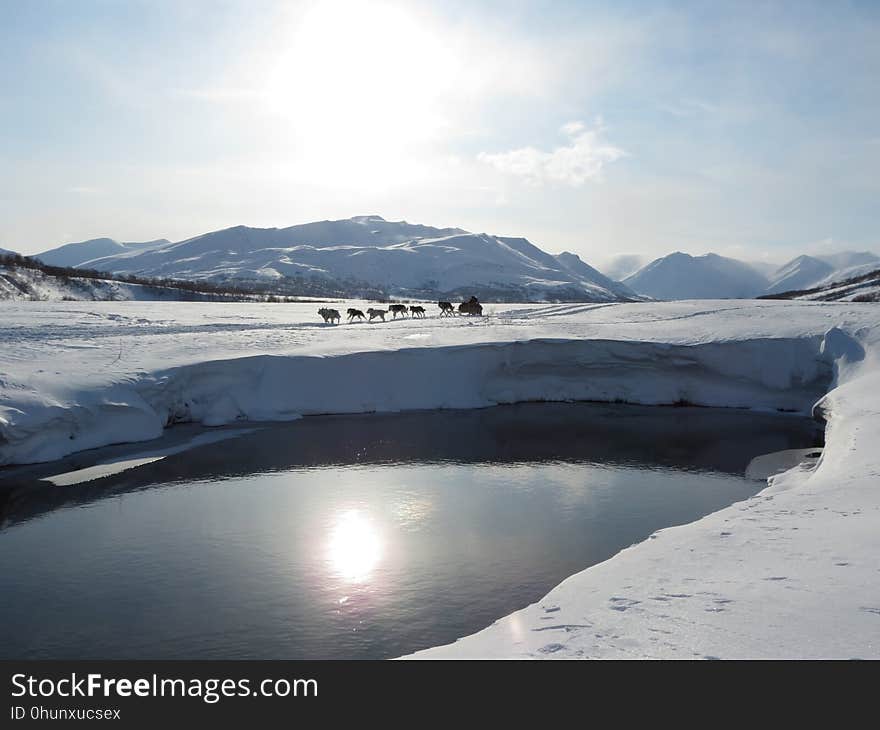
[0, 402, 821, 659]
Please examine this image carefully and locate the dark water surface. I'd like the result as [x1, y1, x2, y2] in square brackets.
[0, 403, 821, 659]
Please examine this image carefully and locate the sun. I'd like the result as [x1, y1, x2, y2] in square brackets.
[262, 0, 460, 185]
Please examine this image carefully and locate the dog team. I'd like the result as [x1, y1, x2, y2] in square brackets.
[318, 297, 482, 324]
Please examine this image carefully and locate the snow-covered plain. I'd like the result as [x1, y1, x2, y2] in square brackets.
[2, 299, 879, 658]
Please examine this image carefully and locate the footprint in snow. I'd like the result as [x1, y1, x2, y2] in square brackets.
[538, 643, 566, 654]
[609, 597, 641, 611]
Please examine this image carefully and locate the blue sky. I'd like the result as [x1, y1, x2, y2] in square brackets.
[2, 0, 878, 266]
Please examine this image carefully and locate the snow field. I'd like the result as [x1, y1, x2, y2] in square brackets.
[2, 298, 879, 658]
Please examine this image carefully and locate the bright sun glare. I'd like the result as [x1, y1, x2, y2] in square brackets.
[264, 0, 461, 184]
[327, 509, 383, 583]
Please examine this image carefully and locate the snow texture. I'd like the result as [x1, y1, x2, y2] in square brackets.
[2, 298, 879, 659]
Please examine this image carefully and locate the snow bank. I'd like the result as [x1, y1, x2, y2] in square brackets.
[0, 301, 864, 468]
[744, 448, 821, 481]
[1, 335, 832, 466]
[151, 336, 829, 425]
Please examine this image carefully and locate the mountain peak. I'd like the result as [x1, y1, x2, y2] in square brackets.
[625, 251, 769, 300]
[556, 251, 582, 262]
[40, 216, 635, 302]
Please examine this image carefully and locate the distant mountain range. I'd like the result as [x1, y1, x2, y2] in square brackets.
[28, 216, 879, 302]
[620, 250, 879, 300]
[34, 216, 641, 303]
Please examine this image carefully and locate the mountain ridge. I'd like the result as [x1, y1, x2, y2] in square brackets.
[623, 251, 770, 299]
[41, 217, 639, 303]
[621, 249, 879, 300]
[33, 219, 879, 302]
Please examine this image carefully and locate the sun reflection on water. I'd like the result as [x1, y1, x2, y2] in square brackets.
[327, 510, 383, 584]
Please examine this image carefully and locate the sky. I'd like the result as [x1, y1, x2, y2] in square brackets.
[2, 0, 879, 268]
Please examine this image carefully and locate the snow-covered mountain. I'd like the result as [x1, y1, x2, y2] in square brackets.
[762, 264, 880, 302]
[623, 252, 769, 300]
[36, 237, 170, 268]
[51, 216, 638, 302]
[553, 252, 640, 300]
[34, 220, 876, 302]
[815, 251, 879, 270]
[622, 249, 880, 300]
[765, 255, 835, 295]
[763, 252, 880, 295]
[815, 261, 880, 288]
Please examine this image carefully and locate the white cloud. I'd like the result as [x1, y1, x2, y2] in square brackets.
[478, 121, 624, 186]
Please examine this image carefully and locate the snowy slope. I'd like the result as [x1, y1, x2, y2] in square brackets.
[37, 238, 169, 268]
[0, 261, 254, 302]
[815, 251, 879, 271]
[765, 255, 835, 295]
[764, 252, 880, 297]
[814, 262, 880, 289]
[1, 262, 139, 301]
[784, 268, 880, 302]
[60, 217, 634, 302]
[759, 259, 880, 302]
[624, 252, 769, 299]
[553, 251, 640, 299]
